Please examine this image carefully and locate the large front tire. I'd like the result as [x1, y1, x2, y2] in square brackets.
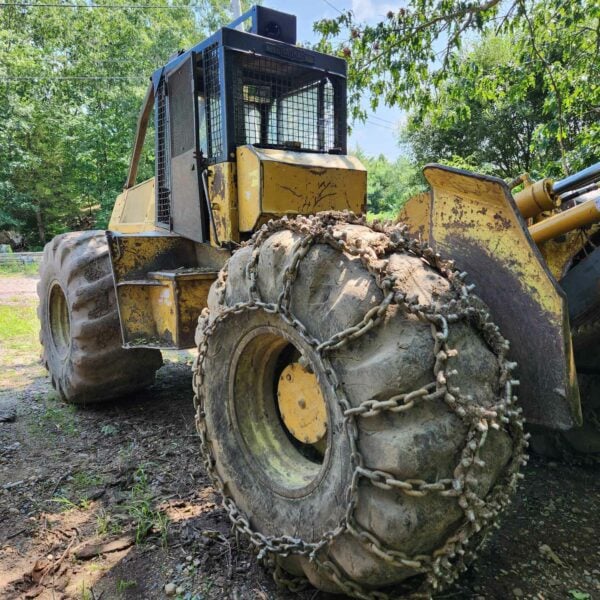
[38, 231, 163, 405]
[193, 213, 527, 596]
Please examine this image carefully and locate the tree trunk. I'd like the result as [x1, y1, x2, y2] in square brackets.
[36, 205, 46, 245]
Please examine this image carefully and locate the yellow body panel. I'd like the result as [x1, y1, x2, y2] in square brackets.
[236, 146, 367, 232]
[207, 162, 239, 245]
[106, 233, 226, 349]
[538, 227, 600, 281]
[109, 178, 160, 234]
[426, 168, 563, 318]
[115, 273, 214, 348]
[397, 191, 430, 239]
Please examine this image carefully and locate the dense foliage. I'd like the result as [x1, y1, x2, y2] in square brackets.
[2, 1, 598, 242]
[353, 149, 423, 215]
[316, 0, 599, 181]
[0, 1, 245, 247]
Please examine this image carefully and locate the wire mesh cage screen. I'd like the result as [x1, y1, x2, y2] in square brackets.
[228, 51, 346, 153]
[155, 77, 171, 226]
[202, 43, 224, 162]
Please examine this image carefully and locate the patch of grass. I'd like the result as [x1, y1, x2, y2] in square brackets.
[37, 402, 78, 436]
[52, 470, 104, 511]
[96, 509, 123, 537]
[0, 304, 39, 353]
[101, 423, 118, 436]
[125, 467, 170, 546]
[116, 579, 137, 593]
[72, 471, 103, 490]
[569, 591, 591, 600]
[52, 495, 92, 512]
[0, 262, 40, 276]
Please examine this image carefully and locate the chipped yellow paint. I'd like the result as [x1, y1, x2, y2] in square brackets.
[115, 283, 157, 341]
[109, 177, 160, 234]
[149, 270, 214, 347]
[115, 271, 215, 348]
[207, 162, 239, 246]
[416, 166, 580, 429]
[236, 145, 367, 232]
[109, 235, 184, 281]
[108, 234, 222, 349]
[424, 167, 562, 318]
[396, 191, 431, 241]
[277, 362, 327, 444]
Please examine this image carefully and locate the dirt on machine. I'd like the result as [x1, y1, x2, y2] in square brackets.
[37, 5, 599, 598]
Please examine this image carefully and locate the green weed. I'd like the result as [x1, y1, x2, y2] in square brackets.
[52, 495, 91, 511]
[79, 580, 93, 600]
[96, 509, 123, 537]
[116, 579, 137, 593]
[569, 591, 591, 600]
[125, 467, 170, 546]
[101, 423, 118, 436]
[72, 471, 103, 490]
[36, 402, 78, 436]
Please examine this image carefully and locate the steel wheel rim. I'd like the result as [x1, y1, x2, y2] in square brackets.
[229, 324, 332, 498]
[48, 281, 71, 359]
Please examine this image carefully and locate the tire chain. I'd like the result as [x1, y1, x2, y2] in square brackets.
[192, 211, 529, 599]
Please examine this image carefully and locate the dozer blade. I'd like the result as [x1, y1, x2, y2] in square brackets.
[399, 164, 581, 430]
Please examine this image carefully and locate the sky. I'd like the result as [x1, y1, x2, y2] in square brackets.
[261, 0, 404, 159]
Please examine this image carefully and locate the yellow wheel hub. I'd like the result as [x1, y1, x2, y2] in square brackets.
[277, 362, 327, 445]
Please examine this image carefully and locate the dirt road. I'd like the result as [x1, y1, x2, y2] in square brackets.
[0, 275, 38, 302]
[0, 274, 598, 600]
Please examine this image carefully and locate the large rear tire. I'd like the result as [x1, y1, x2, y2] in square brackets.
[193, 213, 527, 597]
[529, 373, 600, 460]
[38, 231, 163, 405]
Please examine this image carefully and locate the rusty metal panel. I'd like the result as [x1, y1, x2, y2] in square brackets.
[106, 232, 228, 349]
[420, 165, 580, 430]
[148, 270, 214, 348]
[207, 161, 239, 245]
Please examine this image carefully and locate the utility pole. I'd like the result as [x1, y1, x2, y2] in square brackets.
[230, 0, 243, 27]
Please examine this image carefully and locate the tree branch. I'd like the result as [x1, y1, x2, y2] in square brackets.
[519, 0, 570, 174]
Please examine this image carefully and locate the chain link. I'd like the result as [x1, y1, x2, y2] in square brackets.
[192, 211, 529, 599]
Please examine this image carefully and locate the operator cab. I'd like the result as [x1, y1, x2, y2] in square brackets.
[150, 6, 348, 242]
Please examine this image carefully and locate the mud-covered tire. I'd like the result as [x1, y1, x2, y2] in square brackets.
[530, 373, 600, 460]
[193, 214, 526, 596]
[38, 230, 163, 404]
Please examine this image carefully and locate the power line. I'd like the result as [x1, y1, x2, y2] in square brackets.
[368, 114, 396, 125]
[365, 119, 394, 131]
[0, 2, 197, 8]
[321, 0, 343, 15]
